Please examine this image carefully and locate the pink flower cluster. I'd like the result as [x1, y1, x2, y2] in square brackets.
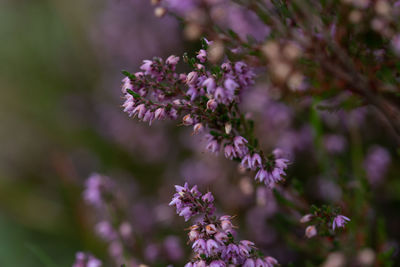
[121, 48, 289, 187]
[170, 183, 278, 266]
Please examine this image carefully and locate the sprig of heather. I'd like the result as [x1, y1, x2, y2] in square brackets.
[82, 174, 133, 265]
[169, 183, 279, 267]
[300, 205, 351, 238]
[121, 41, 289, 187]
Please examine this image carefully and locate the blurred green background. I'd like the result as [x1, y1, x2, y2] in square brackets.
[0, 0, 176, 265]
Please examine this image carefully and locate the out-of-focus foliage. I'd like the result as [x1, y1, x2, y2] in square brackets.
[0, 0, 180, 265]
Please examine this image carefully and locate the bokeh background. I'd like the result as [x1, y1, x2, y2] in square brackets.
[0, 0, 184, 265]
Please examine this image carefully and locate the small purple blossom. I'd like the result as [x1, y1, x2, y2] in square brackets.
[332, 215, 350, 230]
[83, 173, 113, 207]
[197, 49, 207, 63]
[206, 139, 220, 154]
[233, 136, 249, 157]
[224, 144, 237, 160]
[364, 145, 391, 185]
[72, 252, 102, 267]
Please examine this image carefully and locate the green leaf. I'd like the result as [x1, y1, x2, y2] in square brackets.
[201, 37, 209, 49]
[127, 89, 140, 99]
[121, 70, 135, 80]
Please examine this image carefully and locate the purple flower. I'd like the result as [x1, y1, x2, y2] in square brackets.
[183, 114, 195, 126]
[170, 184, 277, 266]
[179, 206, 194, 221]
[206, 239, 220, 256]
[364, 145, 391, 185]
[83, 173, 112, 206]
[332, 215, 350, 230]
[186, 71, 198, 85]
[186, 86, 199, 101]
[255, 258, 267, 267]
[154, 107, 166, 120]
[164, 236, 183, 261]
[214, 231, 229, 244]
[241, 154, 252, 169]
[168, 108, 178, 119]
[222, 243, 240, 263]
[72, 252, 102, 267]
[207, 99, 218, 111]
[224, 145, 237, 160]
[140, 59, 153, 73]
[305, 225, 317, 238]
[209, 260, 226, 267]
[122, 95, 135, 114]
[143, 110, 155, 125]
[233, 136, 249, 157]
[166, 55, 180, 66]
[193, 123, 204, 135]
[255, 169, 270, 185]
[202, 77, 216, 94]
[239, 240, 255, 256]
[188, 227, 200, 242]
[121, 77, 132, 94]
[215, 87, 226, 103]
[323, 134, 347, 154]
[206, 139, 220, 154]
[251, 153, 262, 169]
[243, 258, 256, 267]
[194, 260, 206, 267]
[197, 49, 207, 63]
[202, 192, 214, 203]
[95, 221, 117, 241]
[192, 239, 207, 254]
[132, 103, 147, 119]
[265, 256, 278, 266]
[224, 78, 239, 92]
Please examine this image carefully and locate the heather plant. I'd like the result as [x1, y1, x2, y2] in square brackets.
[72, 0, 400, 266]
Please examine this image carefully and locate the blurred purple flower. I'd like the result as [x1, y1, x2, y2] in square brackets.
[364, 145, 391, 185]
[332, 215, 350, 230]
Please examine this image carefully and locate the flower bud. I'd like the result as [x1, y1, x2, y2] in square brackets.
[305, 225, 317, 238]
[205, 224, 217, 235]
[300, 214, 313, 223]
[186, 71, 198, 85]
[202, 77, 216, 95]
[154, 108, 166, 120]
[193, 123, 204, 135]
[225, 123, 232, 134]
[196, 49, 207, 63]
[207, 99, 218, 111]
[188, 229, 200, 242]
[183, 114, 194, 126]
[166, 55, 180, 66]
